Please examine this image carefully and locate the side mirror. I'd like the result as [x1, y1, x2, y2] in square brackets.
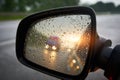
[16, 6, 96, 80]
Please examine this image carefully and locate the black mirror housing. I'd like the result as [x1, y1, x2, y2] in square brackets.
[16, 6, 96, 80]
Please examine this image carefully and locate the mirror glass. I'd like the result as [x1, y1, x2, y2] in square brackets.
[24, 15, 91, 75]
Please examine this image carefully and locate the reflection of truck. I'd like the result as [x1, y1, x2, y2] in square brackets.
[45, 36, 60, 51]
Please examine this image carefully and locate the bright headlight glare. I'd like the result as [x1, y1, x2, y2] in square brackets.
[76, 65, 80, 69]
[52, 46, 57, 50]
[45, 45, 49, 49]
[72, 59, 76, 64]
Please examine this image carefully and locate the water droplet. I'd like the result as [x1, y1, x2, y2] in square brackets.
[63, 32, 66, 34]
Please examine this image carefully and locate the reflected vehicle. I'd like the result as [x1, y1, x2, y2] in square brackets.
[67, 53, 83, 74]
[45, 36, 60, 51]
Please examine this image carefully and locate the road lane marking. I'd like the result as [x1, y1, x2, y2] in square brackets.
[0, 39, 15, 46]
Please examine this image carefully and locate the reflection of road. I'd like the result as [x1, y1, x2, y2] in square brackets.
[25, 47, 84, 75]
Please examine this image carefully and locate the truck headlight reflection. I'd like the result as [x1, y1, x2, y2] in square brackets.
[52, 46, 57, 50]
[45, 44, 49, 49]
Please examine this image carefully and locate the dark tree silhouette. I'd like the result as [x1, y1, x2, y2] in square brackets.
[0, 0, 79, 12]
[90, 1, 120, 13]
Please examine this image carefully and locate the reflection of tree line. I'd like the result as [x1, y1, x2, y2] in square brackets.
[26, 27, 48, 48]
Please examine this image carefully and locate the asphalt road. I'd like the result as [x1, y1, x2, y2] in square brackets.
[1, 14, 120, 80]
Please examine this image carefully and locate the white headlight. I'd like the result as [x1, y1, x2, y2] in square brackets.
[72, 59, 76, 64]
[45, 45, 49, 49]
[52, 46, 57, 50]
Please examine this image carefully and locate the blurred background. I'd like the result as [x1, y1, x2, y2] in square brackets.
[0, 0, 120, 80]
[0, 0, 120, 20]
